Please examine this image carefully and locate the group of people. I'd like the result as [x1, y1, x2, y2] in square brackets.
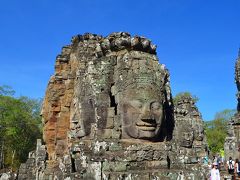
[209, 156, 240, 180]
[225, 157, 240, 179]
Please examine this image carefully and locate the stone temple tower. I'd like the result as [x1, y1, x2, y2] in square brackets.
[18, 32, 208, 180]
[224, 50, 240, 161]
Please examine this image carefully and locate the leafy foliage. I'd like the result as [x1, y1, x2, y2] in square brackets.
[173, 92, 199, 104]
[0, 86, 42, 170]
[0, 85, 15, 96]
[204, 109, 236, 154]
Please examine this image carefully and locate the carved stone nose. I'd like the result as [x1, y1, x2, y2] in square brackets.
[140, 107, 155, 124]
[142, 111, 151, 118]
[144, 104, 151, 111]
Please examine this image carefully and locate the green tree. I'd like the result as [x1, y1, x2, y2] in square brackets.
[0, 85, 15, 96]
[204, 109, 235, 154]
[0, 86, 42, 170]
[173, 92, 199, 104]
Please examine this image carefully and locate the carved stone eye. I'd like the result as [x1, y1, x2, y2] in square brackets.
[151, 102, 161, 110]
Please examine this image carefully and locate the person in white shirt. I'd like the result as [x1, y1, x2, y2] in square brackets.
[211, 162, 220, 180]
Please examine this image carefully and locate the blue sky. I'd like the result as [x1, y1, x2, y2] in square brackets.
[0, 0, 240, 120]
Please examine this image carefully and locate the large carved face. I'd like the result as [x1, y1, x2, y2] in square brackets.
[121, 86, 164, 140]
[179, 127, 194, 148]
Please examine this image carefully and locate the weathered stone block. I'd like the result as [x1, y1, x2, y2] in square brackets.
[123, 150, 138, 162]
[107, 173, 149, 180]
[136, 150, 154, 161]
[102, 161, 128, 172]
[146, 160, 168, 169]
[106, 117, 114, 128]
[108, 142, 122, 151]
[107, 107, 115, 118]
[111, 129, 121, 139]
[96, 129, 112, 139]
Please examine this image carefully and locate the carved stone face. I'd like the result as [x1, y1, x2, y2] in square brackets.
[121, 86, 164, 140]
[179, 129, 194, 148]
[194, 124, 204, 141]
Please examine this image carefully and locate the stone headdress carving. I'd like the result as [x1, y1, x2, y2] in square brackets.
[41, 32, 174, 160]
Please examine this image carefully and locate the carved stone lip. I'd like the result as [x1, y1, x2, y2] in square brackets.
[136, 120, 157, 131]
[137, 126, 156, 131]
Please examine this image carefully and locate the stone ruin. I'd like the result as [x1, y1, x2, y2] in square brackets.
[224, 51, 240, 161]
[173, 96, 208, 167]
[18, 32, 209, 179]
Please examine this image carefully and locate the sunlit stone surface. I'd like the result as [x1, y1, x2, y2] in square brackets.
[224, 52, 240, 161]
[18, 32, 208, 180]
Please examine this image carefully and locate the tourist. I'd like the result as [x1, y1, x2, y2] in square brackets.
[203, 155, 209, 165]
[216, 154, 222, 170]
[210, 162, 220, 180]
[226, 157, 235, 175]
[235, 159, 240, 179]
[213, 155, 216, 163]
[208, 161, 212, 176]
